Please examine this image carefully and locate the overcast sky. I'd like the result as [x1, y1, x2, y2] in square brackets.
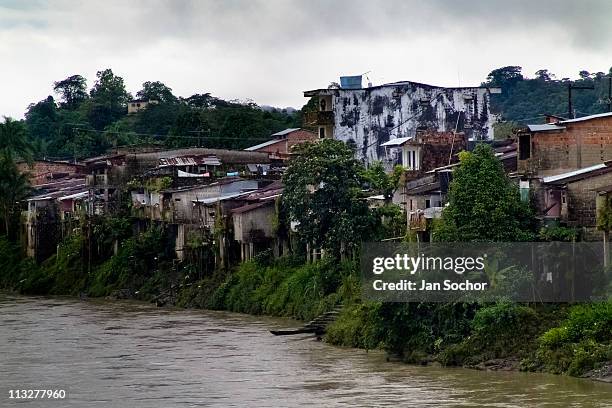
[2, 0, 612, 118]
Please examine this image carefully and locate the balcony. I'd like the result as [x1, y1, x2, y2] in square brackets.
[304, 110, 334, 126]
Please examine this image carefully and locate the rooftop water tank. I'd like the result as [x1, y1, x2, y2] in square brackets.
[340, 75, 362, 89]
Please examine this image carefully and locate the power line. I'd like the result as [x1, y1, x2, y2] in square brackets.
[69, 127, 275, 141]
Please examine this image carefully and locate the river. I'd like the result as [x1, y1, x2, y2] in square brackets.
[1, 294, 611, 407]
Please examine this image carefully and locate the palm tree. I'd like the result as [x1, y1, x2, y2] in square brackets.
[0, 156, 30, 237]
[0, 117, 33, 163]
[0, 117, 33, 238]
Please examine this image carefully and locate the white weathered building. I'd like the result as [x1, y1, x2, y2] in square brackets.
[304, 78, 500, 165]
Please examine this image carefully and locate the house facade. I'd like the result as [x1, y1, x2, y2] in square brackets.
[518, 112, 612, 177]
[304, 78, 500, 165]
[244, 128, 316, 160]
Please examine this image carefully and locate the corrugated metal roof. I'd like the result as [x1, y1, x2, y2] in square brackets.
[231, 200, 273, 214]
[405, 182, 441, 195]
[527, 124, 566, 132]
[559, 112, 612, 124]
[58, 191, 88, 201]
[271, 128, 300, 137]
[244, 139, 280, 151]
[381, 136, 412, 147]
[543, 163, 608, 184]
[246, 163, 271, 172]
[191, 191, 249, 205]
[158, 155, 221, 167]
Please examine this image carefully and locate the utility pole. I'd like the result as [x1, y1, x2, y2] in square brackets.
[568, 83, 595, 119]
[604, 76, 612, 112]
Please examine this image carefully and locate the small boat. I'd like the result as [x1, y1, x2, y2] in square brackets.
[269, 328, 318, 336]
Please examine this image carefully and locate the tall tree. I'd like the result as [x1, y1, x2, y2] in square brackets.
[53, 74, 88, 109]
[136, 81, 177, 103]
[0, 156, 30, 237]
[0, 118, 32, 238]
[484, 66, 523, 89]
[282, 139, 374, 258]
[88, 69, 131, 129]
[0, 117, 33, 163]
[25, 96, 58, 142]
[433, 144, 535, 242]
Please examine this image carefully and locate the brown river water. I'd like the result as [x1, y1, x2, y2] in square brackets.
[1, 294, 611, 407]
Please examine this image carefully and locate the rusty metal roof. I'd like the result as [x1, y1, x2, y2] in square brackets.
[158, 155, 221, 167]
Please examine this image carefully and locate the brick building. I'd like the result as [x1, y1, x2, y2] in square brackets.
[244, 128, 316, 160]
[534, 163, 612, 239]
[518, 112, 612, 177]
[17, 160, 85, 186]
[381, 131, 466, 180]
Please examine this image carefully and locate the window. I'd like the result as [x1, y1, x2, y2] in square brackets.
[409, 199, 413, 211]
[403, 147, 420, 170]
[319, 127, 326, 138]
[519, 134, 531, 160]
[425, 199, 431, 208]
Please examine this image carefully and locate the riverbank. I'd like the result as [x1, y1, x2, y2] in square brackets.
[1, 234, 611, 383]
[4, 294, 612, 407]
[173, 257, 612, 383]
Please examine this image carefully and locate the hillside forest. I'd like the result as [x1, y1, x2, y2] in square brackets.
[13, 65, 612, 160]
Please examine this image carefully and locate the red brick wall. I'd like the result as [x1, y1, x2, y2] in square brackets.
[17, 161, 84, 185]
[413, 131, 466, 174]
[521, 116, 612, 176]
[253, 130, 316, 158]
[566, 171, 612, 227]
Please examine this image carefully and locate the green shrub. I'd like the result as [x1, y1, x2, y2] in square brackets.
[325, 303, 385, 350]
[535, 302, 612, 376]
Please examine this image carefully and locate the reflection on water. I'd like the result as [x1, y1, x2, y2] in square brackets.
[1, 294, 611, 407]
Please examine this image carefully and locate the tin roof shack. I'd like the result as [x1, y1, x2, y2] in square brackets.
[536, 162, 612, 239]
[83, 148, 273, 215]
[17, 160, 85, 186]
[381, 131, 466, 177]
[518, 112, 612, 177]
[402, 170, 452, 239]
[128, 148, 271, 176]
[141, 178, 261, 224]
[494, 139, 518, 173]
[304, 79, 500, 164]
[24, 178, 87, 261]
[244, 128, 316, 160]
[157, 154, 221, 178]
[81, 153, 128, 215]
[231, 181, 284, 261]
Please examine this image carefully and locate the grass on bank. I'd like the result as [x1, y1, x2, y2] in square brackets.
[2, 232, 611, 378]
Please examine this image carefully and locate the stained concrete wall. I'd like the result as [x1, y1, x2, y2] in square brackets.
[318, 82, 497, 164]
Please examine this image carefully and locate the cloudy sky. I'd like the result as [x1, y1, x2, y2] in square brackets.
[1, 0, 612, 118]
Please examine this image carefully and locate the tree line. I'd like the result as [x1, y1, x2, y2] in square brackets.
[23, 69, 301, 160]
[484, 66, 612, 124]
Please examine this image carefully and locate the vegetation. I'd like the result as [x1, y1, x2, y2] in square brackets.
[282, 139, 377, 258]
[22, 69, 300, 160]
[0, 117, 31, 238]
[3, 65, 612, 382]
[433, 144, 535, 242]
[484, 65, 612, 123]
[533, 303, 612, 376]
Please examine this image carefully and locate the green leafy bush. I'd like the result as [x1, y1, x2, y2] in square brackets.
[535, 302, 612, 376]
